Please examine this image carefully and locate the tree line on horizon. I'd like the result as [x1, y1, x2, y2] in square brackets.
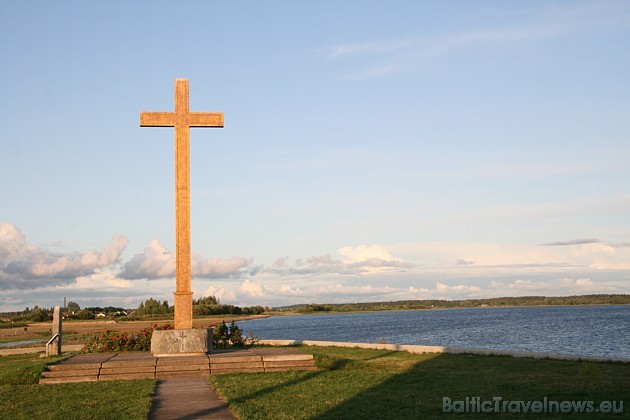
[133, 296, 266, 317]
[275, 294, 630, 313]
[0, 295, 266, 322]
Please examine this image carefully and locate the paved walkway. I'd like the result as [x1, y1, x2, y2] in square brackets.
[0, 344, 83, 356]
[150, 377, 237, 420]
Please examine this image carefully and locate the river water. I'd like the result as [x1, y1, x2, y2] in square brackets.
[237, 305, 630, 358]
[0, 339, 43, 348]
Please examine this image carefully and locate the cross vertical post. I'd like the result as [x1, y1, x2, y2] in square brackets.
[140, 79, 224, 330]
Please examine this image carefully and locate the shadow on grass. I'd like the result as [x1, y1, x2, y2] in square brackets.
[312, 353, 630, 419]
[216, 347, 405, 408]
[226, 358, 351, 406]
[216, 347, 630, 419]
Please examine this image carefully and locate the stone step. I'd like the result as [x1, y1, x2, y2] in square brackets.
[212, 367, 265, 374]
[102, 360, 156, 368]
[100, 372, 156, 381]
[39, 376, 99, 384]
[264, 360, 316, 368]
[100, 366, 156, 375]
[210, 361, 264, 370]
[156, 370, 210, 379]
[156, 364, 209, 372]
[157, 356, 209, 365]
[266, 366, 318, 372]
[46, 363, 102, 371]
[41, 369, 100, 378]
[263, 354, 314, 362]
[39, 349, 317, 384]
[208, 355, 261, 364]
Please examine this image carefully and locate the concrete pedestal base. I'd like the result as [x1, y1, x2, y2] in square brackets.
[151, 329, 213, 357]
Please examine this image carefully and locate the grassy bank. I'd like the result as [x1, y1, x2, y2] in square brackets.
[211, 346, 629, 419]
[0, 353, 154, 419]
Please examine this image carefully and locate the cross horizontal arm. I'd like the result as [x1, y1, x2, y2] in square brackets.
[140, 112, 175, 127]
[188, 112, 224, 127]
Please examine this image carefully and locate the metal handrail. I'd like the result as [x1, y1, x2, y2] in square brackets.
[46, 333, 59, 346]
[46, 333, 60, 357]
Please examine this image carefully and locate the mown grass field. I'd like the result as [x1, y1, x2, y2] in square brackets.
[0, 353, 154, 419]
[211, 346, 629, 419]
[1, 345, 628, 419]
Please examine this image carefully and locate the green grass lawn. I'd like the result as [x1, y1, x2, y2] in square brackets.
[0, 353, 154, 419]
[210, 346, 629, 419]
[2, 347, 628, 419]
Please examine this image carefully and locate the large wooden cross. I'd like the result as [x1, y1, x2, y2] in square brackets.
[140, 78, 224, 330]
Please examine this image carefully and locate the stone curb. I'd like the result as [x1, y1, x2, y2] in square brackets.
[257, 339, 630, 363]
[0, 344, 84, 356]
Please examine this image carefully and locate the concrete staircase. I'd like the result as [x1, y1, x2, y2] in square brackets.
[39, 348, 316, 384]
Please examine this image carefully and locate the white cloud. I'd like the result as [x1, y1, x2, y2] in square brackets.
[390, 239, 630, 271]
[435, 281, 482, 294]
[2, 222, 629, 310]
[272, 257, 288, 268]
[202, 285, 238, 303]
[74, 270, 133, 290]
[261, 245, 412, 279]
[338, 244, 400, 263]
[324, 2, 630, 79]
[305, 254, 340, 266]
[193, 276, 626, 308]
[120, 240, 252, 280]
[327, 39, 411, 59]
[542, 238, 601, 246]
[120, 240, 175, 280]
[486, 277, 621, 296]
[239, 279, 263, 297]
[191, 254, 251, 278]
[0, 223, 128, 289]
[327, 20, 573, 62]
[0, 223, 35, 263]
[313, 283, 400, 297]
[277, 283, 303, 295]
[339, 244, 411, 273]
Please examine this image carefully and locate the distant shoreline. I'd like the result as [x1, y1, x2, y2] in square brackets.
[270, 294, 630, 315]
[267, 302, 629, 317]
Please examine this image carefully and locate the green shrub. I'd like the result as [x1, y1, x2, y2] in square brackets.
[83, 323, 173, 352]
[76, 309, 95, 320]
[212, 320, 253, 349]
[84, 321, 252, 352]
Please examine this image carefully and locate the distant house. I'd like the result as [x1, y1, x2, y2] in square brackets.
[113, 310, 128, 317]
[96, 312, 107, 318]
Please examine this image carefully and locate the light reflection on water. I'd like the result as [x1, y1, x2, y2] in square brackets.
[237, 305, 630, 358]
[0, 339, 43, 348]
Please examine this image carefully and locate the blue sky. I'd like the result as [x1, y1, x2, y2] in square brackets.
[1, 1, 629, 311]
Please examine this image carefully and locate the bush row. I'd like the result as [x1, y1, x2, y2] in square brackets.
[83, 321, 254, 352]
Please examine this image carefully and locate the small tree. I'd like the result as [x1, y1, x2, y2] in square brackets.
[212, 320, 245, 348]
[76, 309, 95, 320]
[66, 301, 81, 314]
[29, 307, 50, 322]
[194, 295, 219, 305]
[135, 298, 172, 316]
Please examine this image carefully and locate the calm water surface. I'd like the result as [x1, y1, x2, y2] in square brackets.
[0, 339, 43, 348]
[238, 305, 630, 358]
